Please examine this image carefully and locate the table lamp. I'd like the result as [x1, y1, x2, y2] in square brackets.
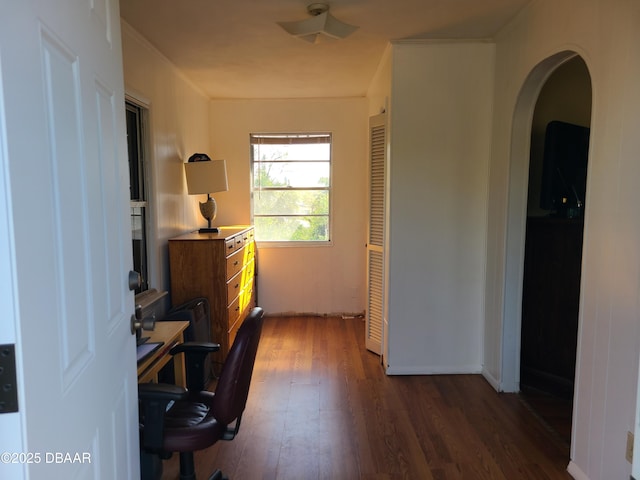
[184, 155, 228, 233]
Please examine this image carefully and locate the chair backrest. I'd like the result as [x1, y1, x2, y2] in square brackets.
[211, 307, 264, 426]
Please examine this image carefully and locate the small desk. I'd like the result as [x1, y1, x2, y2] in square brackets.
[137, 321, 189, 387]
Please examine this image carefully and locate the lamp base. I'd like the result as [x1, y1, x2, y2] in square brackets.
[197, 195, 219, 234]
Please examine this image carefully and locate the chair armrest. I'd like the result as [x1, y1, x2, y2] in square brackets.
[170, 342, 221, 391]
[138, 382, 187, 402]
[169, 341, 220, 355]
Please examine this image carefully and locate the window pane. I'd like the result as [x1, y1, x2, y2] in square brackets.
[131, 205, 147, 293]
[253, 161, 330, 188]
[252, 143, 330, 161]
[253, 190, 328, 216]
[127, 100, 148, 292]
[250, 132, 331, 243]
[254, 216, 329, 242]
[126, 104, 144, 201]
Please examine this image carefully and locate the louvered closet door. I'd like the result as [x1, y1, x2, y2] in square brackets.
[366, 114, 387, 355]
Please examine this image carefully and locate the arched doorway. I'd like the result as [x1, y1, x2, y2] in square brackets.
[501, 51, 593, 444]
[520, 56, 592, 444]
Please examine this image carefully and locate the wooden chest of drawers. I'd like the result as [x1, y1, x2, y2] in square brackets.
[168, 226, 256, 373]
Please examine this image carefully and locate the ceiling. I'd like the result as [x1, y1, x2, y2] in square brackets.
[119, 0, 530, 99]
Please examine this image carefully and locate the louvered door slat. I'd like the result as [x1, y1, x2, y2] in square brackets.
[369, 124, 386, 247]
[367, 249, 384, 348]
[366, 114, 387, 356]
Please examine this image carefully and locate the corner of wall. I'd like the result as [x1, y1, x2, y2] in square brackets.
[366, 43, 392, 116]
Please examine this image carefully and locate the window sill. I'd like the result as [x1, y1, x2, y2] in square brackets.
[256, 240, 333, 249]
[135, 288, 168, 310]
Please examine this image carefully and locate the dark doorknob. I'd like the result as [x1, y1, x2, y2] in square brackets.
[128, 270, 141, 291]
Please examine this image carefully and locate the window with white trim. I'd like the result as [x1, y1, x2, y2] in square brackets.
[126, 101, 149, 293]
[250, 133, 331, 243]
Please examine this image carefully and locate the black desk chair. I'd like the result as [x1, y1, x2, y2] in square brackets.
[139, 307, 265, 480]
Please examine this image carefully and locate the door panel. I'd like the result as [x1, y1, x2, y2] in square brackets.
[0, 1, 138, 479]
[41, 29, 95, 386]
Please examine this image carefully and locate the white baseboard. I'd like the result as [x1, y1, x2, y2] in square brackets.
[481, 368, 501, 392]
[385, 365, 482, 375]
[567, 460, 589, 480]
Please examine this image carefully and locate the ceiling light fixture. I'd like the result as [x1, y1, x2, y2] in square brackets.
[278, 3, 358, 44]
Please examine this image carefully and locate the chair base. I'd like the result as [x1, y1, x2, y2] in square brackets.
[140, 450, 227, 480]
[178, 452, 228, 480]
[140, 451, 163, 480]
[208, 470, 227, 480]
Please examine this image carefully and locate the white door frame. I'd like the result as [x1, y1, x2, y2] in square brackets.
[500, 50, 585, 392]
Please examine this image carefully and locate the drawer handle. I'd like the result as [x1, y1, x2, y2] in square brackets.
[228, 244, 234, 250]
[234, 260, 239, 266]
[234, 283, 240, 289]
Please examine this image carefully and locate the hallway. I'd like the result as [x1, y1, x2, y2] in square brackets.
[161, 315, 572, 479]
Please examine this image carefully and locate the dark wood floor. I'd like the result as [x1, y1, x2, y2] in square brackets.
[161, 315, 573, 479]
[519, 389, 573, 448]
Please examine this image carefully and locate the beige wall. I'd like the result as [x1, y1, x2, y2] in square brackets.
[209, 98, 368, 315]
[121, 22, 211, 294]
[485, 0, 640, 477]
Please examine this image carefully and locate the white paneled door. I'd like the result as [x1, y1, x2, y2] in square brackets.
[0, 1, 138, 479]
[366, 114, 387, 357]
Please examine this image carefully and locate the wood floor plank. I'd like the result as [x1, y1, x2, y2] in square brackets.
[159, 316, 572, 479]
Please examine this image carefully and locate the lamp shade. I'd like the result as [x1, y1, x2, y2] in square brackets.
[184, 159, 228, 195]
